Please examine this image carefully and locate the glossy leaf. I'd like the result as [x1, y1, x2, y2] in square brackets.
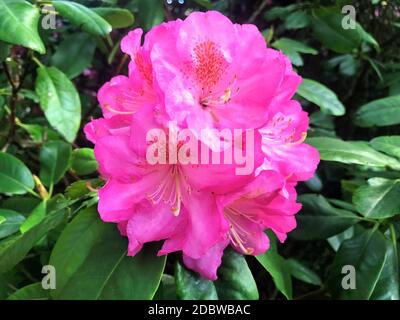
[39, 141, 72, 187]
[353, 178, 400, 219]
[175, 262, 218, 300]
[0, 0, 45, 53]
[93, 8, 135, 29]
[297, 79, 345, 116]
[19, 201, 47, 234]
[0, 206, 67, 274]
[53, 1, 112, 36]
[290, 194, 359, 240]
[370, 234, 399, 300]
[0, 152, 34, 195]
[312, 7, 361, 53]
[370, 136, 400, 160]
[355, 95, 400, 127]
[215, 249, 259, 300]
[326, 228, 387, 299]
[287, 259, 322, 286]
[71, 148, 98, 175]
[49, 206, 166, 299]
[256, 232, 292, 299]
[0, 209, 25, 240]
[307, 137, 400, 170]
[35, 67, 81, 143]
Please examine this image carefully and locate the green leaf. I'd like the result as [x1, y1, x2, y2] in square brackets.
[355, 95, 400, 127]
[35, 67, 81, 143]
[52, 1, 112, 36]
[256, 232, 292, 299]
[290, 194, 359, 240]
[287, 259, 322, 286]
[0, 0, 45, 53]
[370, 234, 399, 300]
[284, 11, 310, 30]
[272, 38, 317, 67]
[353, 178, 400, 219]
[327, 226, 355, 252]
[326, 228, 387, 299]
[49, 206, 166, 299]
[0, 209, 25, 240]
[0, 152, 34, 195]
[358, 23, 380, 51]
[93, 8, 134, 29]
[264, 4, 300, 21]
[65, 179, 102, 199]
[137, 0, 164, 31]
[215, 249, 259, 300]
[370, 136, 400, 159]
[312, 7, 361, 53]
[175, 262, 218, 300]
[7, 283, 49, 300]
[51, 33, 96, 79]
[39, 140, 72, 187]
[297, 79, 345, 116]
[307, 137, 400, 170]
[71, 148, 98, 175]
[154, 274, 177, 300]
[19, 200, 47, 234]
[0, 206, 67, 274]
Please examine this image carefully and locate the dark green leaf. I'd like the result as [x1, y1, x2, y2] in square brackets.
[326, 228, 387, 299]
[290, 194, 359, 240]
[137, 0, 164, 31]
[287, 259, 322, 286]
[370, 235, 399, 300]
[215, 249, 258, 300]
[175, 262, 218, 300]
[0, 206, 67, 274]
[39, 141, 72, 187]
[7, 283, 49, 300]
[51, 33, 96, 79]
[256, 232, 292, 299]
[49, 206, 165, 299]
[0, 152, 34, 195]
[284, 11, 310, 30]
[312, 7, 361, 53]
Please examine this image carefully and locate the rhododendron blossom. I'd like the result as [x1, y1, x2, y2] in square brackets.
[85, 10, 319, 280]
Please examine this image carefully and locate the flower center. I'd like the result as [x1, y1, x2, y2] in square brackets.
[224, 205, 259, 255]
[193, 40, 227, 91]
[146, 165, 192, 216]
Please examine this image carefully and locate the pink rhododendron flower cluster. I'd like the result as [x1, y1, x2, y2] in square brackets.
[85, 11, 319, 280]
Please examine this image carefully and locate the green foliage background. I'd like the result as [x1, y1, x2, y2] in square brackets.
[0, 0, 400, 300]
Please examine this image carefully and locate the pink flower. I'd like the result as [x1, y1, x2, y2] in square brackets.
[150, 11, 293, 148]
[85, 10, 319, 280]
